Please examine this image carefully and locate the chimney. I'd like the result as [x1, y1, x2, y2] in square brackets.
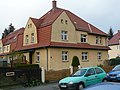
[52, 0, 57, 9]
[118, 30, 120, 33]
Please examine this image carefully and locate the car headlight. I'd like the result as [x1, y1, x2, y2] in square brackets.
[117, 74, 120, 77]
[68, 82, 73, 84]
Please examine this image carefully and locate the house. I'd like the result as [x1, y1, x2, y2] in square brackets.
[0, 0, 110, 71]
[108, 30, 120, 59]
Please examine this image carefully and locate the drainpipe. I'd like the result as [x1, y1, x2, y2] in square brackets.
[46, 48, 48, 71]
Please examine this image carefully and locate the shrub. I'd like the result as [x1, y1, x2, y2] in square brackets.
[71, 56, 80, 67]
[15, 64, 39, 69]
[110, 57, 120, 66]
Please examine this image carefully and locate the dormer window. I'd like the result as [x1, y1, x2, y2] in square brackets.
[81, 34, 87, 43]
[96, 36, 99, 44]
[61, 19, 63, 24]
[65, 20, 68, 24]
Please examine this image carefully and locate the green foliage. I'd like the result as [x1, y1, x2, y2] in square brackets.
[108, 27, 114, 40]
[71, 56, 80, 67]
[110, 57, 120, 66]
[24, 80, 42, 87]
[15, 64, 39, 69]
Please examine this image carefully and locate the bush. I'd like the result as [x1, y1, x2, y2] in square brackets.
[110, 57, 120, 66]
[15, 64, 39, 69]
[71, 56, 80, 67]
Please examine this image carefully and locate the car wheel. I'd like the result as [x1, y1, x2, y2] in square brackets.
[77, 83, 84, 90]
[103, 78, 108, 82]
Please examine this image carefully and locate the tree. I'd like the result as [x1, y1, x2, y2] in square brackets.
[108, 27, 114, 40]
[71, 56, 80, 67]
[8, 23, 15, 33]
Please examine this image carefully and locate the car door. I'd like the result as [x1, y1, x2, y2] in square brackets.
[85, 68, 97, 86]
[95, 68, 105, 83]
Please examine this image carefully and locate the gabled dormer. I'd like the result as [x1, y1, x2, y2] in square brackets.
[23, 18, 38, 46]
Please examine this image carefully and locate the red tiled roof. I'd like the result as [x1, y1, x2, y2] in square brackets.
[108, 31, 120, 45]
[50, 42, 110, 50]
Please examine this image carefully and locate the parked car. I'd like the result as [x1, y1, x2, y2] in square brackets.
[84, 82, 120, 90]
[59, 66, 106, 90]
[106, 64, 120, 81]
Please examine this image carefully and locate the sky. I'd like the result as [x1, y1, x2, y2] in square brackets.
[0, 0, 120, 37]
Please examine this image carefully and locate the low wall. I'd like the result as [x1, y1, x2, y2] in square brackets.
[45, 69, 70, 82]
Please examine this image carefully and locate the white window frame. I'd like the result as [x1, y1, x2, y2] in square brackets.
[82, 52, 88, 61]
[25, 35, 29, 44]
[36, 52, 40, 62]
[31, 33, 34, 43]
[81, 34, 87, 43]
[61, 31, 68, 41]
[62, 51, 68, 61]
[98, 52, 102, 60]
[96, 36, 99, 44]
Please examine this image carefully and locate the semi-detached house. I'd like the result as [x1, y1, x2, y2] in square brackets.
[0, 1, 110, 71]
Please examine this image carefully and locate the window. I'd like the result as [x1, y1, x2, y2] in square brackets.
[82, 52, 88, 61]
[95, 68, 103, 74]
[81, 34, 87, 43]
[30, 23, 32, 27]
[98, 52, 102, 60]
[100, 37, 102, 44]
[0, 47, 2, 53]
[7, 46, 8, 51]
[25, 35, 29, 44]
[65, 20, 68, 24]
[96, 36, 99, 44]
[61, 19, 63, 24]
[86, 68, 95, 76]
[28, 25, 29, 28]
[31, 33, 34, 43]
[62, 51, 68, 61]
[61, 31, 68, 41]
[36, 52, 40, 62]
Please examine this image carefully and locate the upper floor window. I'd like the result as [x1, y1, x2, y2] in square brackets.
[96, 36, 99, 44]
[65, 20, 68, 24]
[36, 52, 40, 62]
[98, 52, 102, 60]
[31, 33, 34, 43]
[62, 51, 68, 61]
[100, 37, 102, 44]
[81, 34, 87, 43]
[82, 52, 88, 61]
[25, 35, 29, 44]
[61, 19, 63, 24]
[61, 31, 68, 41]
[30, 23, 32, 28]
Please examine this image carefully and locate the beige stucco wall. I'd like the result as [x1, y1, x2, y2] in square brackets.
[52, 11, 77, 43]
[48, 48, 108, 71]
[23, 18, 38, 46]
[108, 45, 120, 59]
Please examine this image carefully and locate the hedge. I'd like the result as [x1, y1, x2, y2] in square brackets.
[15, 64, 39, 69]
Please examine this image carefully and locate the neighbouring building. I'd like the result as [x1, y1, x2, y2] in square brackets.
[0, 1, 110, 71]
[108, 30, 120, 59]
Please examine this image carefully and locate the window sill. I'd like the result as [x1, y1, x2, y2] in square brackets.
[82, 60, 89, 62]
[62, 60, 69, 62]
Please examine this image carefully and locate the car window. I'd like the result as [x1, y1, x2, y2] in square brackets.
[95, 68, 103, 74]
[86, 68, 95, 76]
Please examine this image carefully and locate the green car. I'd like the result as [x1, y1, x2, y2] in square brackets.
[59, 66, 106, 90]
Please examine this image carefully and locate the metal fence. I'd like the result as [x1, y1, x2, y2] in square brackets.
[0, 67, 41, 87]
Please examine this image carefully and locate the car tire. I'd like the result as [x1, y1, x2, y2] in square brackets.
[102, 78, 108, 82]
[77, 83, 84, 90]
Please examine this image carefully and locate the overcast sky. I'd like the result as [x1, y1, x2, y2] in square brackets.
[0, 0, 120, 37]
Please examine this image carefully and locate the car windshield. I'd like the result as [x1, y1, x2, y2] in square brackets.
[72, 69, 87, 77]
[113, 65, 120, 71]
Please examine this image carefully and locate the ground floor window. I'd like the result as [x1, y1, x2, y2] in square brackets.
[82, 52, 88, 61]
[62, 51, 68, 61]
[98, 52, 102, 60]
[36, 52, 40, 62]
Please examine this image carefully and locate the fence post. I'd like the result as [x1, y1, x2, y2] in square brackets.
[70, 66, 73, 75]
[41, 67, 45, 83]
